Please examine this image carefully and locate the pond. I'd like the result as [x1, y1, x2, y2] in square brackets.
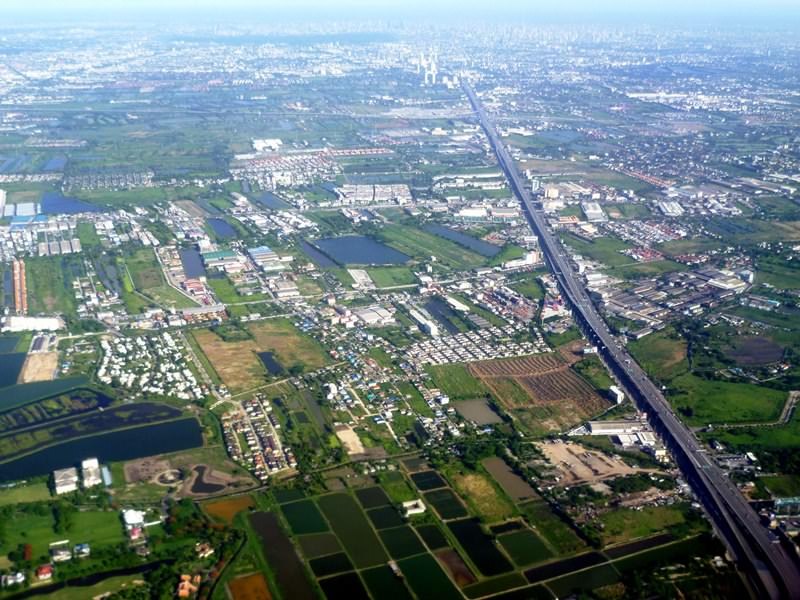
[207, 218, 237, 239]
[258, 351, 285, 375]
[190, 465, 225, 494]
[314, 236, 410, 266]
[424, 224, 501, 258]
[300, 239, 337, 268]
[424, 297, 461, 335]
[0, 336, 20, 354]
[40, 192, 103, 215]
[0, 353, 26, 388]
[179, 248, 206, 278]
[0, 417, 203, 481]
[255, 192, 291, 210]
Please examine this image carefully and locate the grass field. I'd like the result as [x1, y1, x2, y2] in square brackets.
[667, 373, 786, 425]
[599, 505, 687, 545]
[0, 482, 51, 506]
[519, 500, 585, 555]
[756, 256, 800, 289]
[761, 475, 800, 497]
[498, 530, 553, 567]
[25, 256, 77, 316]
[448, 469, 516, 523]
[572, 356, 615, 391]
[425, 363, 492, 400]
[367, 267, 417, 288]
[3, 509, 125, 560]
[123, 248, 196, 309]
[45, 575, 144, 600]
[628, 330, 689, 381]
[378, 224, 487, 270]
[561, 235, 634, 268]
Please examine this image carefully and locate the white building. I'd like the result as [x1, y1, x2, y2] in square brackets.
[53, 467, 79, 495]
[402, 499, 426, 516]
[2, 316, 64, 332]
[81, 458, 102, 488]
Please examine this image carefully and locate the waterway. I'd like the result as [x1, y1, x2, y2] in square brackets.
[0, 418, 203, 481]
[424, 224, 501, 257]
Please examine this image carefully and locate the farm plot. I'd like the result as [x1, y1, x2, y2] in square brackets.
[281, 499, 329, 535]
[424, 488, 469, 520]
[317, 493, 388, 568]
[204, 495, 255, 524]
[470, 354, 610, 432]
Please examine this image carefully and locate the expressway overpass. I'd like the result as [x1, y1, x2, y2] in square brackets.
[463, 81, 800, 600]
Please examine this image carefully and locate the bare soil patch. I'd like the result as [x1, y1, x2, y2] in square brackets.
[228, 572, 272, 600]
[435, 548, 477, 587]
[204, 495, 255, 524]
[334, 425, 365, 456]
[19, 352, 58, 383]
[539, 441, 648, 486]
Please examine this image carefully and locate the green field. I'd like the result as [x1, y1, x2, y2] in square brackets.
[378, 224, 487, 270]
[599, 505, 688, 545]
[519, 500, 585, 555]
[572, 356, 615, 391]
[425, 363, 492, 400]
[628, 330, 689, 381]
[122, 248, 197, 309]
[760, 475, 800, 497]
[0, 482, 52, 506]
[366, 266, 417, 287]
[667, 373, 786, 425]
[561, 235, 634, 268]
[25, 256, 78, 316]
[2, 509, 126, 561]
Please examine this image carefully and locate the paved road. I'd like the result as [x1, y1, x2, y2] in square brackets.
[463, 81, 800, 600]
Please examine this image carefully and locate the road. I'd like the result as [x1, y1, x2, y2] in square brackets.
[463, 80, 800, 600]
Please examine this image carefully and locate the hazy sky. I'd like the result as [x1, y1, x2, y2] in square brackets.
[5, 0, 800, 23]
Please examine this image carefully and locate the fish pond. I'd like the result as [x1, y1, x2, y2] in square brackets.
[0, 416, 203, 481]
[424, 224, 501, 257]
[313, 236, 410, 266]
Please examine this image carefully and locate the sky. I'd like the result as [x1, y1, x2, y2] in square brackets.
[4, 0, 800, 23]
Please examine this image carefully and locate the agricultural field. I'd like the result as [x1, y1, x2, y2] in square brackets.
[425, 363, 493, 400]
[248, 319, 330, 373]
[121, 248, 197, 310]
[469, 354, 610, 433]
[203, 495, 256, 524]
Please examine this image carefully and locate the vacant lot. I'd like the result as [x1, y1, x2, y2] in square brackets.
[426, 363, 492, 400]
[726, 336, 784, 366]
[539, 441, 643, 486]
[19, 352, 58, 383]
[191, 329, 263, 393]
[470, 354, 609, 432]
[449, 469, 516, 523]
[248, 319, 329, 373]
[599, 505, 688, 545]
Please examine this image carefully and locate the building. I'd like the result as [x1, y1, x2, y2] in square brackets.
[1, 315, 63, 333]
[658, 201, 685, 217]
[580, 201, 607, 223]
[81, 458, 102, 488]
[36, 565, 53, 581]
[609, 385, 625, 404]
[201, 250, 242, 269]
[53, 467, 79, 495]
[587, 420, 647, 436]
[402, 499, 426, 516]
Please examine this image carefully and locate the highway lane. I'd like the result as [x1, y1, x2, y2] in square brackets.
[463, 80, 800, 600]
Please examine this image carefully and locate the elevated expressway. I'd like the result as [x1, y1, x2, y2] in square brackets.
[463, 81, 800, 600]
